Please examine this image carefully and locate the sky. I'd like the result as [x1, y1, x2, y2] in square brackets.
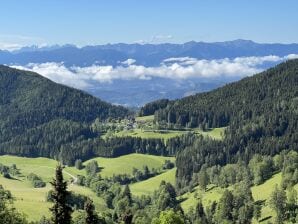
[0, 0, 298, 50]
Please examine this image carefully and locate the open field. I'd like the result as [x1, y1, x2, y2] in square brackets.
[0, 176, 106, 221]
[0, 154, 175, 221]
[193, 127, 225, 140]
[114, 128, 187, 140]
[0, 153, 175, 178]
[179, 184, 224, 212]
[84, 153, 175, 177]
[130, 168, 176, 196]
[114, 127, 225, 140]
[135, 115, 154, 122]
[1, 153, 296, 223]
[110, 115, 226, 140]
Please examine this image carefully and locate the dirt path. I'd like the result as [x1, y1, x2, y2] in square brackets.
[37, 166, 78, 184]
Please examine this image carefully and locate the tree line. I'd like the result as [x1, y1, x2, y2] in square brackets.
[1, 132, 195, 166]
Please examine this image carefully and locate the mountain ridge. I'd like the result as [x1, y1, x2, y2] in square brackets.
[2, 40, 298, 67]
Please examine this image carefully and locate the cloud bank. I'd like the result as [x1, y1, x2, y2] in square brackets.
[11, 54, 298, 89]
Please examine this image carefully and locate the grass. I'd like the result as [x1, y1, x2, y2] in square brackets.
[0, 154, 175, 221]
[85, 153, 175, 177]
[0, 176, 105, 221]
[135, 115, 154, 122]
[1, 153, 296, 223]
[113, 115, 226, 141]
[114, 127, 226, 141]
[250, 172, 298, 223]
[179, 172, 298, 223]
[179, 185, 224, 212]
[193, 127, 226, 140]
[130, 168, 176, 196]
[0, 153, 175, 179]
[115, 128, 186, 140]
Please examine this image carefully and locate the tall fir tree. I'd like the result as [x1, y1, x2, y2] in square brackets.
[122, 185, 132, 205]
[85, 198, 101, 224]
[50, 164, 73, 224]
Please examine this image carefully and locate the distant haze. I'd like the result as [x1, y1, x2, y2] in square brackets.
[3, 40, 298, 106]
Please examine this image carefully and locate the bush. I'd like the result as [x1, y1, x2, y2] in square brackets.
[27, 173, 46, 188]
[163, 160, 175, 170]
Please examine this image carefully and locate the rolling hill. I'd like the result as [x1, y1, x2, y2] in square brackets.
[0, 154, 175, 221]
[0, 65, 130, 161]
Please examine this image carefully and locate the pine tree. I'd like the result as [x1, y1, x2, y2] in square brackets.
[269, 185, 287, 224]
[122, 209, 133, 224]
[50, 164, 73, 224]
[85, 198, 100, 224]
[195, 200, 208, 223]
[122, 185, 132, 205]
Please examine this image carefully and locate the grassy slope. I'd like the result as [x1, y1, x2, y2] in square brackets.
[0, 176, 105, 221]
[193, 127, 225, 140]
[114, 128, 225, 140]
[180, 173, 298, 223]
[84, 153, 175, 177]
[135, 115, 154, 122]
[0, 154, 175, 221]
[112, 115, 225, 140]
[179, 185, 224, 212]
[114, 129, 187, 140]
[1, 155, 295, 222]
[130, 168, 176, 196]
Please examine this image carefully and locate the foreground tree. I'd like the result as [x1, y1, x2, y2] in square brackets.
[50, 164, 73, 224]
[84, 198, 105, 224]
[152, 209, 184, 224]
[269, 185, 287, 224]
[0, 185, 28, 224]
[195, 201, 208, 223]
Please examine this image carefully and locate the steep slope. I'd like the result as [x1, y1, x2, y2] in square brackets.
[0, 65, 130, 159]
[155, 59, 298, 128]
[154, 60, 298, 189]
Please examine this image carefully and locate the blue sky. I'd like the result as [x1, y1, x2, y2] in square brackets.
[0, 0, 298, 49]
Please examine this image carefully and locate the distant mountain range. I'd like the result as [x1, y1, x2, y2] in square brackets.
[2, 39, 298, 67]
[1, 39, 298, 106]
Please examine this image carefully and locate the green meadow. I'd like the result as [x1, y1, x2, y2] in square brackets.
[0, 154, 175, 221]
[130, 168, 176, 196]
[179, 172, 298, 223]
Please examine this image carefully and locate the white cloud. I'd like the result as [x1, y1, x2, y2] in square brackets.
[0, 34, 46, 51]
[285, 54, 298, 60]
[10, 54, 297, 90]
[0, 42, 24, 51]
[12, 62, 91, 89]
[121, 59, 136, 66]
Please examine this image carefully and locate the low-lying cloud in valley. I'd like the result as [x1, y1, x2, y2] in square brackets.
[11, 54, 298, 89]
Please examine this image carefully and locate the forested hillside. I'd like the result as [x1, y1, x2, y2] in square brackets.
[0, 65, 130, 162]
[155, 59, 298, 129]
[153, 60, 298, 189]
[139, 99, 169, 116]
